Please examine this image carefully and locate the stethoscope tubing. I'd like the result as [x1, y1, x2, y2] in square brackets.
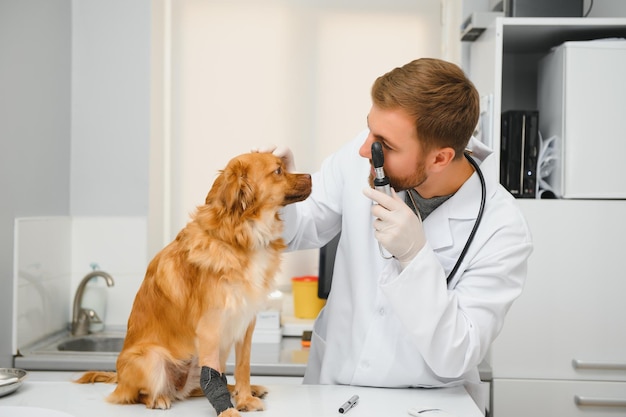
[446, 152, 486, 285]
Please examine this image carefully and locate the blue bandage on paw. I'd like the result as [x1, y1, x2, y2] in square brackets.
[200, 366, 233, 415]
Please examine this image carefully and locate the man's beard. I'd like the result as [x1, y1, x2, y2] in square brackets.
[368, 163, 427, 192]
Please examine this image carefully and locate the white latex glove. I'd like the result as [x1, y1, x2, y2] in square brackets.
[251, 145, 296, 172]
[363, 187, 426, 267]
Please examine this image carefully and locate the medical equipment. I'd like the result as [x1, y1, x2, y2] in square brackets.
[371, 142, 394, 259]
[338, 394, 359, 414]
[372, 142, 486, 284]
[372, 142, 391, 196]
[446, 152, 486, 283]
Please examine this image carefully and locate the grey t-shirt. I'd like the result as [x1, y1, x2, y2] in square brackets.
[405, 189, 453, 220]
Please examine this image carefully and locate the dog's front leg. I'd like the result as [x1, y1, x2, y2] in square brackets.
[233, 318, 267, 412]
[197, 313, 236, 417]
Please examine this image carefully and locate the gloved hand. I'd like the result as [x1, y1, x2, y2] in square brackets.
[363, 187, 426, 267]
[251, 145, 296, 172]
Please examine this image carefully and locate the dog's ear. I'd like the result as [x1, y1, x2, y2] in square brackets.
[209, 160, 255, 214]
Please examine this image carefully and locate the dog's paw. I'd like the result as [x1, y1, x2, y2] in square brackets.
[217, 408, 242, 417]
[250, 384, 268, 399]
[146, 395, 172, 410]
[235, 395, 265, 412]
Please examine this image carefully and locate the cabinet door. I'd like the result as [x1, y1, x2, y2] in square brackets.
[492, 379, 626, 417]
[491, 200, 626, 381]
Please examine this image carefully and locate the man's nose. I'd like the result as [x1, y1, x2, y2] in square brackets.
[359, 134, 375, 159]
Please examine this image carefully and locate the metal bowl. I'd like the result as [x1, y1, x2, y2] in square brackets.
[0, 368, 28, 397]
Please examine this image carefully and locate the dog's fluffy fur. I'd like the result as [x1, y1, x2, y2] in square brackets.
[76, 152, 311, 416]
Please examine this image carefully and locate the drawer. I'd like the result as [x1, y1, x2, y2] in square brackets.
[492, 379, 626, 417]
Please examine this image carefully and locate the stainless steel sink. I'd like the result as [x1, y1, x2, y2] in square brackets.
[15, 327, 127, 371]
[57, 336, 124, 353]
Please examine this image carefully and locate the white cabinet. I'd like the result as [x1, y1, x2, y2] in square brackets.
[492, 200, 626, 382]
[466, 18, 626, 416]
[493, 379, 626, 417]
[537, 40, 626, 199]
[491, 200, 626, 417]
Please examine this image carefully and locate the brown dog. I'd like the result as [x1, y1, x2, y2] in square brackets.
[76, 152, 311, 416]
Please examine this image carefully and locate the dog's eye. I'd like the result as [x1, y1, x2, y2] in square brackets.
[274, 167, 283, 175]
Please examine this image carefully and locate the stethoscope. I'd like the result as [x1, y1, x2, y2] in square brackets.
[445, 151, 486, 284]
[374, 144, 486, 285]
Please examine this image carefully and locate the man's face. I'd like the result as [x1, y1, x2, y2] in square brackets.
[359, 105, 428, 191]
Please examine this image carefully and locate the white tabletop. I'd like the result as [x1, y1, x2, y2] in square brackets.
[0, 372, 483, 417]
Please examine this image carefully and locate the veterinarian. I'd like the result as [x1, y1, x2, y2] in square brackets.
[262, 58, 532, 413]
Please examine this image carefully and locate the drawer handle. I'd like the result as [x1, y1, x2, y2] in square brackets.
[575, 396, 626, 407]
[572, 359, 626, 371]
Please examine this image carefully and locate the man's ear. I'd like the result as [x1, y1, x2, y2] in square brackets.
[429, 147, 456, 174]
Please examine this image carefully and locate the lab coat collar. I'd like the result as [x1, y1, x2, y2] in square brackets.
[422, 137, 497, 250]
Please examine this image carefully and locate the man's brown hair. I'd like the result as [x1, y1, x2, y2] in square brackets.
[371, 58, 479, 159]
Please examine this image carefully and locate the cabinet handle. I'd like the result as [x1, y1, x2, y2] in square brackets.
[572, 359, 626, 371]
[574, 396, 626, 407]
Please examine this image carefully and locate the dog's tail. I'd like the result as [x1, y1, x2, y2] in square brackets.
[74, 371, 118, 384]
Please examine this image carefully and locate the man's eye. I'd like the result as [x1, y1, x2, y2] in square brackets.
[381, 141, 393, 151]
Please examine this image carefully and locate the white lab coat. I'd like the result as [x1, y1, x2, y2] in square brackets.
[282, 131, 532, 404]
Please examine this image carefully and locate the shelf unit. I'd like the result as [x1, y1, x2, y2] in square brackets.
[467, 17, 626, 417]
[468, 17, 626, 184]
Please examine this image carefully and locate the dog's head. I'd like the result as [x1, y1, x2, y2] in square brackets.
[206, 152, 312, 216]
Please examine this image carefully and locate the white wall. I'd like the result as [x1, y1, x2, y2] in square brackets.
[0, 0, 71, 368]
[70, 0, 151, 216]
[158, 0, 443, 286]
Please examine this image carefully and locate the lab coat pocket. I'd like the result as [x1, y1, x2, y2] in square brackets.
[302, 308, 327, 384]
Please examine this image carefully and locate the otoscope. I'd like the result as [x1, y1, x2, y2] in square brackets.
[371, 142, 393, 259]
[372, 142, 392, 196]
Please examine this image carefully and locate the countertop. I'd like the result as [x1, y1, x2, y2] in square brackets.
[0, 372, 483, 417]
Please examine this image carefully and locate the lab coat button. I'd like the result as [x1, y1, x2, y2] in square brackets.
[378, 308, 385, 316]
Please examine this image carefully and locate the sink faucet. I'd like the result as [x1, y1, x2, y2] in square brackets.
[71, 270, 115, 336]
